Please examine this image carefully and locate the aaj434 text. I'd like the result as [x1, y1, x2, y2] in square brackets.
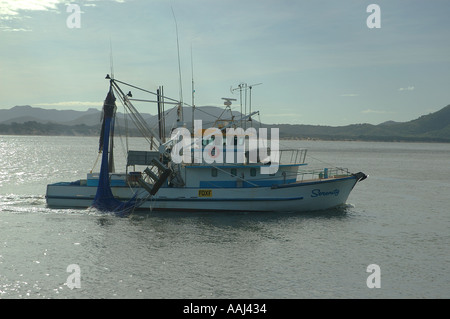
[183, 303, 267, 316]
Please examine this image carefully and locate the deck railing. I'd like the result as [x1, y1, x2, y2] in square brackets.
[296, 167, 351, 182]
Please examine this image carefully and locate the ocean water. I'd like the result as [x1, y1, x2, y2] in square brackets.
[0, 135, 449, 299]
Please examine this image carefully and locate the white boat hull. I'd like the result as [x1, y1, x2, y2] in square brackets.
[46, 176, 360, 213]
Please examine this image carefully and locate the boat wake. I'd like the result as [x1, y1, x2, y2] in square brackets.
[0, 194, 45, 212]
[0, 194, 103, 217]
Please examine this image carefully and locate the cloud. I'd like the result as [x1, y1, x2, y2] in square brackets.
[398, 86, 415, 91]
[266, 113, 303, 118]
[0, 0, 63, 31]
[0, 0, 130, 31]
[263, 113, 303, 123]
[0, 0, 62, 16]
[1, 27, 31, 32]
[0, 0, 128, 15]
[362, 109, 394, 114]
[35, 101, 102, 107]
[340, 93, 359, 97]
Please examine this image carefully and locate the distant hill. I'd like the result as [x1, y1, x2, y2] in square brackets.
[0, 105, 239, 127]
[268, 104, 450, 142]
[0, 105, 101, 124]
[0, 104, 449, 142]
[0, 104, 245, 136]
[378, 120, 401, 126]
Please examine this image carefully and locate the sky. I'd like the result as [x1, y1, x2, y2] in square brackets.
[0, 0, 449, 126]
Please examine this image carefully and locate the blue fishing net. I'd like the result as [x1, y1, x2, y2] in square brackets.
[91, 88, 137, 217]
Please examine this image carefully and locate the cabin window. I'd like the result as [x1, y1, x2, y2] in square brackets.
[211, 168, 218, 177]
[250, 168, 256, 177]
[231, 168, 237, 177]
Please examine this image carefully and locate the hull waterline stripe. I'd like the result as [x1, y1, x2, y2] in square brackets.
[46, 195, 304, 202]
[272, 176, 356, 189]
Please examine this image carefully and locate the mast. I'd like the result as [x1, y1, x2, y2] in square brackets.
[171, 7, 184, 127]
[161, 86, 166, 143]
[239, 84, 243, 128]
[157, 87, 162, 141]
[191, 45, 195, 134]
[108, 107, 115, 173]
[248, 83, 262, 127]
[157, 86, 166, 143]
[98, 81, 117, 172]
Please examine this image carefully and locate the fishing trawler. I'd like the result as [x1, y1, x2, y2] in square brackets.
[45, 76, 367, 215]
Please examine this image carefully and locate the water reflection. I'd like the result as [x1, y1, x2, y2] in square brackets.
[129, 204, 351, 224]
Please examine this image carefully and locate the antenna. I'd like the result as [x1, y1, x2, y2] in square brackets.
[231, 83, 244, 127]
[191, 44, 195, 133]
[221, 98, 237, 122]
[248, 83, 262, 126]
[230, 83, 262, 128]
[109, 38, 114, 79]
[222, 97, 237, 106]
[171, 6, 183, 125]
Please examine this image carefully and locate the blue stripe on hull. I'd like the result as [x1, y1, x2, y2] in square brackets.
[271, 176, 356, 188]
[46, 195, 303, 202]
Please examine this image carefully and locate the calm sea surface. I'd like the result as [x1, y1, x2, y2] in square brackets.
[0, 135, 449, 299]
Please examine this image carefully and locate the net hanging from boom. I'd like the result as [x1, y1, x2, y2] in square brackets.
[91, 84, 137, 217]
